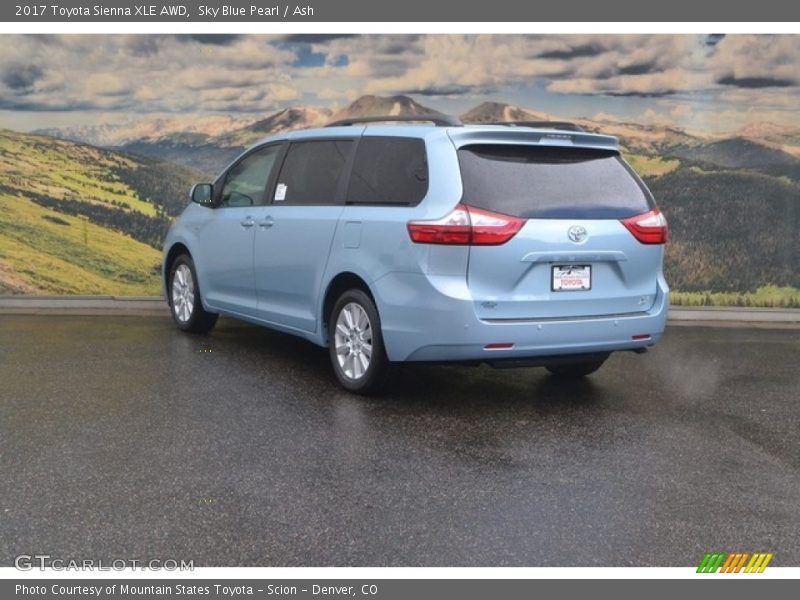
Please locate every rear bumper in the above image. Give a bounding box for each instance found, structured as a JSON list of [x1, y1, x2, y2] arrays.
[[373, 271, 669, 362]]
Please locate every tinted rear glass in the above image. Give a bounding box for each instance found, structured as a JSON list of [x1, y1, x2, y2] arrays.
[[346, 137, 428, 206], [275, 140, 351, 205], [458, 145, 653, 219]]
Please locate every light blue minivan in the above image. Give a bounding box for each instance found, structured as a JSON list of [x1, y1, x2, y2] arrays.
[[163, 115, 669, 393]]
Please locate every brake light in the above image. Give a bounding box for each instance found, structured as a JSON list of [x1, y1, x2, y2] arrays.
[[621, 209, 668, 244], [407, 204, 524, 246]]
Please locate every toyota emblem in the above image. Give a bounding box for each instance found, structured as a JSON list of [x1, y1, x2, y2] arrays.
[[567, 225, 588, 243]]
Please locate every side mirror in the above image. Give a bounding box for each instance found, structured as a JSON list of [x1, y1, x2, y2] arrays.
[[190, 183, 213, 206]]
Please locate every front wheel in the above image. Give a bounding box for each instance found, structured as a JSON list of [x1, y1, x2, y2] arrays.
[[328, 289, 389, 395], [169, 254, 218, 334], [545, 356, 608, 378]]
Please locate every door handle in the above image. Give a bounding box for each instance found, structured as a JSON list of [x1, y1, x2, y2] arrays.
[[240, 217, 254, 228], [258, 217, 274, 229]]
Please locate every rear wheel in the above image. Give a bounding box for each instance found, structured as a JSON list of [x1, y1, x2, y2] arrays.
[[169, 254, 218, 334], [545, 356, 608, 378], [328, 289, 389, 395]]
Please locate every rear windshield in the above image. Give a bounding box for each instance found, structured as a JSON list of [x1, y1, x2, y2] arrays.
[[457, 145, 653, 219]]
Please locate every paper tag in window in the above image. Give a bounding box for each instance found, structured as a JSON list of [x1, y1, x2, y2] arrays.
[[274, 183, 287, 201]]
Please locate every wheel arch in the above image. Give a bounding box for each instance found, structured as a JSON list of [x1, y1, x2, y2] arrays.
[[164, 242, 191, 304], [321, 271, 376, 344]]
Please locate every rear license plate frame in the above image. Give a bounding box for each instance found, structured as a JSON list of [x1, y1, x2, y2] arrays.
[[551, 264, 592, 292]]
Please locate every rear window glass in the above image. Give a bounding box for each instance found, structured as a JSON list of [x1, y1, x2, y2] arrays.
[[346, 137, 428, 206], [275, 140, 351, 205], [457, 145, 653, 219]]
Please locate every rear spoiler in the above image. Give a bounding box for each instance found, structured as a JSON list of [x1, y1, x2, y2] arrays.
[[449, 127, 619, 152], [481, 121, 586, 132]]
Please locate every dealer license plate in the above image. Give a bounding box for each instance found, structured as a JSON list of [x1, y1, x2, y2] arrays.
[[552, 265, 591, 291]]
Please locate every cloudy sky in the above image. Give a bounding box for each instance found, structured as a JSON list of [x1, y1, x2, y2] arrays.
[[0, 34, 798, 133]]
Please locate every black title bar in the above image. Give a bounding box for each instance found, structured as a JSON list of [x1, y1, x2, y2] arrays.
[[4, 579, 799, 600], [3, 0, 800, 22]]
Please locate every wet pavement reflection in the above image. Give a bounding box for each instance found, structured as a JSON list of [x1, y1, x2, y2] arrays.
[[1, 315, 798, 566]]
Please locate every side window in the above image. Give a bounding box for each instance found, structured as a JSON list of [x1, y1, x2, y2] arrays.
[[219, 145, 281, 208], [274, 140, 352, 206], [346, 137, 428, 206]]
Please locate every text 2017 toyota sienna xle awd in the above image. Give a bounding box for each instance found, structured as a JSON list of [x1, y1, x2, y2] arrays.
[[163, 115, 669, 394]]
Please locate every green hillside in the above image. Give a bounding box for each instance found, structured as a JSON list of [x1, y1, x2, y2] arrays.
[[669, 138, 800, 181], [121, 138, 240, 179], [645, 165, 800, 307], [0, 130, 201, 295], [2, 126, 799, 307], [625, 154, 681, 178]]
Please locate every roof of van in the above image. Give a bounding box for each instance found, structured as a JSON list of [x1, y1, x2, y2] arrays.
[[256, 121, 619, 152]]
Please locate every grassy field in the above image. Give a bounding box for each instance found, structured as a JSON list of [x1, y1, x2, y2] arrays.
[[625, 154, 681, 177], [0, 193, 162, 295], [0, 131, 158, 216], [670, 285, 800, 308], [0, 130, 167, 295]]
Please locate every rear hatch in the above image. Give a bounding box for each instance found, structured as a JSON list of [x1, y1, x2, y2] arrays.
[[457, 143, 665, 320]]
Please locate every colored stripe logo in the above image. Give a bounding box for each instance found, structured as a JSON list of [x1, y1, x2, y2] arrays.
[[697, 552, 773, 573]]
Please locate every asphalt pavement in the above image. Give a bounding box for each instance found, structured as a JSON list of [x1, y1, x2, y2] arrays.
[[0, 315, 798, 566]]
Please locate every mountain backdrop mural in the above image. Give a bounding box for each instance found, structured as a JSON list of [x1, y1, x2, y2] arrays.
[[1, 35, 798, 305]]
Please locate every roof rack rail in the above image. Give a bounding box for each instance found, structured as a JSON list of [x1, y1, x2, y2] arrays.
[[485, 121, 586, 133], [326, 114, 462, 128]]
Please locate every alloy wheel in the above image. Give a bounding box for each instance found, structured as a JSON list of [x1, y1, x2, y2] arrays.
[[171, 264, 195, 323], [333, 302, 373, 380]]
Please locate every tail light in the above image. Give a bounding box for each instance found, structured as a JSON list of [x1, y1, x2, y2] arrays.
[[621, 209, 668, 244], [407, 204, 524, 246]]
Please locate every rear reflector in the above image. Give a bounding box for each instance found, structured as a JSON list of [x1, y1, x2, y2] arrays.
[[408, 204, 524, 246], [621, 209, 668, 245], [631, 334, 652, 341], [484, 343, 515, 350]]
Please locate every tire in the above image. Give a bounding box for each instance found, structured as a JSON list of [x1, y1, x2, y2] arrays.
[[168, 254, 218, 334], [545, 356, 608, 378], [328, 289, 389, 395]]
